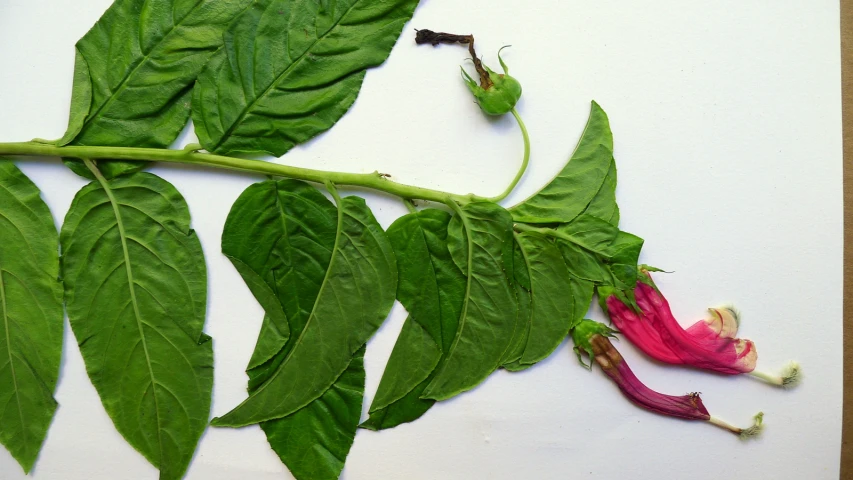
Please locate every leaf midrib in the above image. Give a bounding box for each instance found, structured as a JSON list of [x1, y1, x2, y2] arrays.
[[75, 0, 207, 142], [85, 160, 164, 464], [0, 269, 28, 452], [210, 0, 364, 152]]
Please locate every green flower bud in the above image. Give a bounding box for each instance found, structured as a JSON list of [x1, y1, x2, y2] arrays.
[[461, 47, 522, 116], [570, 319, 618, 369]]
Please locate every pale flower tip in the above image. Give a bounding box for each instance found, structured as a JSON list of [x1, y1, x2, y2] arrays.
[[749, 362, 802, 388], [709, 412, 764, 438], [738, 412, 764, 440], [704, 304, 741, 338], [718, 304, 741, 326], [780, 362, 802, 388]]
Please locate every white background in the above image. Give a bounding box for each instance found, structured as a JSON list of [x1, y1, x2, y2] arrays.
[[0, 1, 843, 479]]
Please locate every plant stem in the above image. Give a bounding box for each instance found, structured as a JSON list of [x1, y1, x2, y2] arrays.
[[0, 142, 485, 204], [403, 198, 418, 214], [488, 108, 530, 203]]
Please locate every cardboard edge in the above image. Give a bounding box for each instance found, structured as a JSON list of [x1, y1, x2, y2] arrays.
[[841, 0, 852, 477]]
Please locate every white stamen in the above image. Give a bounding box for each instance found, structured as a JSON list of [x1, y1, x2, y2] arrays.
[[738, 412, 765, 439], [708, 412, 764, 439], [749, 362, 801, 388]]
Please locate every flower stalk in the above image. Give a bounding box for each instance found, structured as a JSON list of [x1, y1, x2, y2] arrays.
[[488, 107, 530, 202]]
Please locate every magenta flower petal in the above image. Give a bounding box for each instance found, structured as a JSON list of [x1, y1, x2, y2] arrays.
[[605, 294, 683, 365], [590, 335, 709, 421], [605, 273, 757, 375], [578, 331, 764, 437]]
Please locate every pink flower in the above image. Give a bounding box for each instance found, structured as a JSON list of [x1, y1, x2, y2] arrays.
[[571, 320, 763, 437], [601, 270, 799, 386]]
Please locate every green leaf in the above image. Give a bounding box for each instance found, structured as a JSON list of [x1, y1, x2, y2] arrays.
[[260, 345, 366, 480], [362, 209, 465, 430], [54, 49, 92, 146], [232, 272, 288, 371], [513, 232, 581, 365], [222, 179, 337, 391], [606, 231, 645, 266], [0, 162, 63, 474], [61, 0, 253, 179], [603, 231, 645, 288], [553, 218, 644, 290], [499, 243, 530, 368], [500, 297, 531, 369], [420, 202, 517, 401], [504, 231, 594, 371], [510, 101, 614, 224], [359, 376, 434, 431], [220, 180, 340, 374], [222, 180, 378, 477], [370, 317, 440, 411], [60, 167, 213, 480], [192, 0, 420, 156], [213, 181, 396, 427], [582, 158, 619, 226], [567, 278, 595, 329], [554, 214, 619, 257], [556, 239, 611, 284]]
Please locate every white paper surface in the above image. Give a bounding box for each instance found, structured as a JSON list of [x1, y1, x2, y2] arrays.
[[0, 1, 842, 479]]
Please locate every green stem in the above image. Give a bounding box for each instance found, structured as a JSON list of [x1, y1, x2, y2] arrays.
[[0, 142, 484, 205], [488, 107, 530, 203], [403, 198, 418, 214]]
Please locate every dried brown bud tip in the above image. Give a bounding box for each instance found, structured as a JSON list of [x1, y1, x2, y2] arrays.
[[414, 29, 473, 46]]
